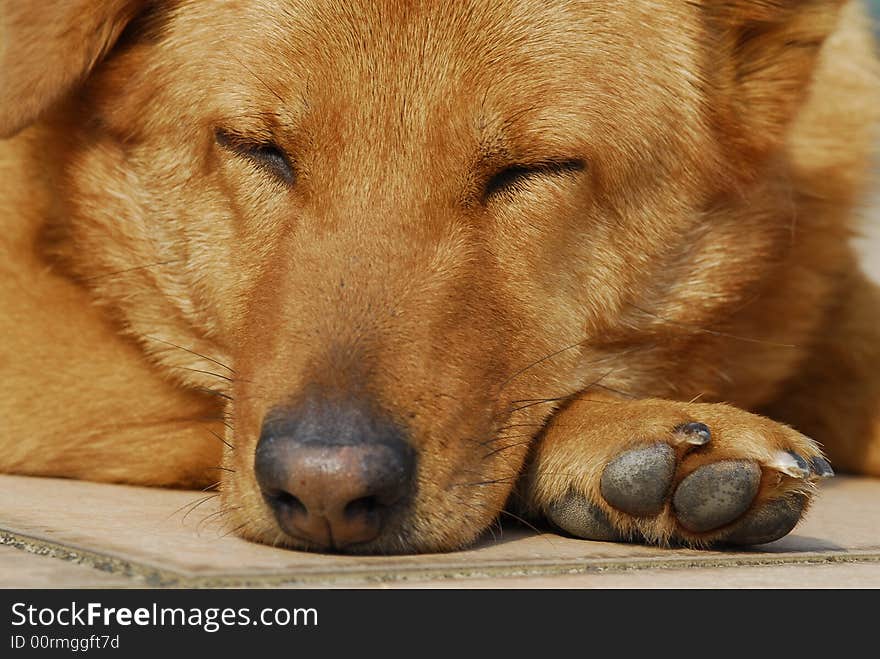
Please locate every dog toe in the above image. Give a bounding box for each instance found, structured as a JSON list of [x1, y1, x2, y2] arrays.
[[672, 460, 762, 532], [600, 443, 675, 516], [547, 492, 624, 542], [721, 493, 807, 545]]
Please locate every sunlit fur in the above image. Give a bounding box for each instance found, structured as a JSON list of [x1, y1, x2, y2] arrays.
[[0, 0, 878, 553]]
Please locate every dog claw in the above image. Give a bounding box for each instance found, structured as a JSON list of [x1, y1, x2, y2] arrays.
[[770, 451, 811, 478], [810, 456, 834, 479], [672, 422, 711, 446], [600, 444, 675, 516], [547, 493, 624, 542], [672, 460, 761, 532]]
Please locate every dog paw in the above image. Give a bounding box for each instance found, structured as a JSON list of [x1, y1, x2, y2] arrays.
[[529, 402, 832, 547]]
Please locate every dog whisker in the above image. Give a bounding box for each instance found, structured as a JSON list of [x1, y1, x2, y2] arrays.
[[507, 395, 570, 405], [494, 422, 552, 431], [193, 386, 233, 401], [473, 432, 537, 449], [590, 382, 637, 399], [172, 366, 236, 383], [498, 341, 649, 394], [142, 334, 235, 374], [219, 521, 251, 540], [207, 428, 235, 450], [500, 365, 626, 422], [228, 53, 285, 104], [182, 495, 221, 524], [483, 439, 533, 460], [626, 302, 798, 349], [567, 397, 625, 405], [168, 493, 220, 523], [451, 476, 519, 489], [498, 509, 557, 546], [505, 396, 568, 415], [196, 506, 241, 534], [198, 415, 235, 431], [498, 337, 591, 392], [450, 499, 501, 542]]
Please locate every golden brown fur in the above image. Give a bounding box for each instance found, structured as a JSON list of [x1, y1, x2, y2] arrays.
[[1, 0, 878, 553]]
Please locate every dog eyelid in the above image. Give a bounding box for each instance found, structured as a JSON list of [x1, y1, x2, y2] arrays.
[[483, 159, 585, 201], [214, 128, 295, 186]]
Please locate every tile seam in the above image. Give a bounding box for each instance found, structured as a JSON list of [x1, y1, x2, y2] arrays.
[[3, 529, 879, 588]]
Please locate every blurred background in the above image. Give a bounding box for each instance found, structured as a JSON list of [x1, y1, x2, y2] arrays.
[[858, 0, 880, 282], [856, 0, 880, 283]]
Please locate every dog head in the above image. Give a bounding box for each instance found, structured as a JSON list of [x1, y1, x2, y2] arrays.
[[1, 0, 854, 552]]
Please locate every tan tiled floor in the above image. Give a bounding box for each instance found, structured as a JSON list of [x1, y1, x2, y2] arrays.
[[0, 545, 135, 588], [383, 563, 880, 588], [0, 474, 878, 588]]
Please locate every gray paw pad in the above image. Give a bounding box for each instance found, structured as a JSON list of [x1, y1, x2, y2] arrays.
[[600, 443, 675, 516], [547, 493, 623, 542], [672, 460, 761, 532], [723, 493, 807, 545]]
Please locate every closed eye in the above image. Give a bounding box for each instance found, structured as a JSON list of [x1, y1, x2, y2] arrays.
[[484, 159, 585, 201], [215, 128, 294, 185]]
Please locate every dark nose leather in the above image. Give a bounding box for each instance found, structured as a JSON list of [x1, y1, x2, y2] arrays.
[[254, 398, 415, 550]]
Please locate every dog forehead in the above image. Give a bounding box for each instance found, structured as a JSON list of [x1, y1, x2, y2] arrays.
[[133, 0, 710, 172], [162, 0, 703, 109]]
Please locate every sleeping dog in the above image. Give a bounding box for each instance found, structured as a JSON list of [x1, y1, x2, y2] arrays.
[[1, 0, 878, 553]]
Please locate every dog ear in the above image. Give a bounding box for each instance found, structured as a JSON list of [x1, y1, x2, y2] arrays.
[[704, 0, 847, 165], [0, 0, 145, 138]]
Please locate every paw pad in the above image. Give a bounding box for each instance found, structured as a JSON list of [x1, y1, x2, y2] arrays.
[[672, 460, 762, 532], [547, 493, 622, 542], [722, 493, 807, 545], [600, 444, 674, 516]]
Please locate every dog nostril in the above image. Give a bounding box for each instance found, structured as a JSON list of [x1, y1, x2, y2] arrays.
[[267, 490, 308, 517], [344, 495, 380, 518]]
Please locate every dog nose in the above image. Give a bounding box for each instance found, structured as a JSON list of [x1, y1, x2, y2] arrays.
[[254, 398, 415, 550]]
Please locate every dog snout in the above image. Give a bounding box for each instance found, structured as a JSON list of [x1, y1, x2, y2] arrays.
[[254, 398, 415, 550]]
